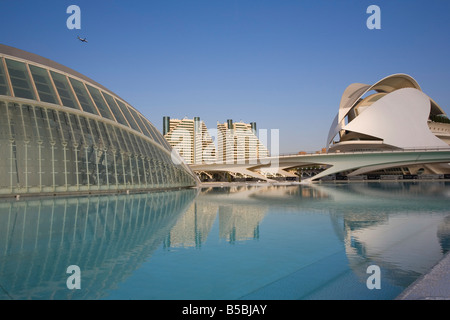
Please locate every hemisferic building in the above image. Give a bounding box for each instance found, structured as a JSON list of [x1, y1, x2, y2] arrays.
[[0, 44, 198, 197]]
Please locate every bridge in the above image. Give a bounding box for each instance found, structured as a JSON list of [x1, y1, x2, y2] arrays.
[[190, 148, 450, 183]]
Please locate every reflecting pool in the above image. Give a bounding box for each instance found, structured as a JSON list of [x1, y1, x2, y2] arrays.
[[0, 181, 449, 300]]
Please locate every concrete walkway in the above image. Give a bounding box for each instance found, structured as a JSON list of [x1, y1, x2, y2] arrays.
[[397, 252, 450, 300]]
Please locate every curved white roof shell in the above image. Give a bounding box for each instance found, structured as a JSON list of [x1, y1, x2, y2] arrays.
[[344, 88, 448, 149], [327, 74, 449, 150]]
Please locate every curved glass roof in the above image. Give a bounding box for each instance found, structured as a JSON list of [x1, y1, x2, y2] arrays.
[[0, 44, 171, 151]]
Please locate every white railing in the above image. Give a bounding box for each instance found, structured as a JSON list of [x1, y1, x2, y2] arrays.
[[277, 146, 450, 158]]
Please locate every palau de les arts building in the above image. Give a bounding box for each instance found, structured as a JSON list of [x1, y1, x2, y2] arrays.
[[0, 44, 198, 197], [326, 73, 450, 175], [327, 73, 450, 152]]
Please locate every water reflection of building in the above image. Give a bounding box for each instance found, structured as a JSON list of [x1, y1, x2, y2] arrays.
[[164, 202, 218, 248], [2, 182, 449, 299], [218, 206, 265, 243], [337, 212, 450, 287], [0, 189, 196, 300], [181, 183, 450, 290], [164, 200, 267, 248], [314, 182, 450, 288], [164, 186, 279, 248], [216, 182, 450, 290]]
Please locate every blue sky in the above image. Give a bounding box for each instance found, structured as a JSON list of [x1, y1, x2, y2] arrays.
[[2, 0, 450, 153]]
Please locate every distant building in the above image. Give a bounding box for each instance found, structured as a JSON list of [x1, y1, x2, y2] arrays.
[[217, 119, 269, 165], [163, 116, 216, 165], [164, 117, 270, 166]]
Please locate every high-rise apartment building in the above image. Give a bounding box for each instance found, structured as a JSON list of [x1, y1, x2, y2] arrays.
[[163, 116, 216, 165], [217, 120, 269, 165], [164, 117, 269, 165]]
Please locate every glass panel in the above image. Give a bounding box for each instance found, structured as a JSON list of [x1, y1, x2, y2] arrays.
[[69, 114, 85, 147], [45, 109, 65, 187], [115, 127, 129, 153], [79, 116, 94, 146], [152, 124, 170, 150], [101, 92, 129, 127], [88, 119, 100, 145], [56, 111, 71, 142], [0, 59, 10, 96], [130, 133, 144, 155], [68, 78, 98, 115], [78, 116, 95, 185], [137, 115, 152, 138], [115, 152, 125, 185], [97, 121, 111, 148], [104, 123, 118, 150], [29, 65, 58, 104], [128, 107, 147, 135], [138, 115, 157, 140], [33, 106, 52, 187], [137, 135, 151, 156], [122, 130, 137, 154], [115, 99, 142, 133], [20, 105, 34, 142], [135, 115, 152, 139], [5, 59, 36, 100], [50, 71, 80, 110], [140, 115, 170, 149], [46, 109, 61, 142], [86, 85, 114, 120]]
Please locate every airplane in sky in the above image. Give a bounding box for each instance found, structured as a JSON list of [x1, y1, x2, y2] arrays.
[[77, 36, 88, 43]]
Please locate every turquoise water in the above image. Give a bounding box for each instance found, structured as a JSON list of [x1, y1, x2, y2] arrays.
[[0, 181, 449, 300]]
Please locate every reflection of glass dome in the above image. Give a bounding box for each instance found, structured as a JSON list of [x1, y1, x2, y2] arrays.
[[0, 44, 198, 196], [0, 189, 197, 299]]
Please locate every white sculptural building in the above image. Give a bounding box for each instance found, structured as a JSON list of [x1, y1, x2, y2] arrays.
[[327, 74, 450, 152], [323, 73, 450, 177]]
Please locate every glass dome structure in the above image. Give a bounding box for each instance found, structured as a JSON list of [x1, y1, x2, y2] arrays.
[[0, 44, 198, 196]]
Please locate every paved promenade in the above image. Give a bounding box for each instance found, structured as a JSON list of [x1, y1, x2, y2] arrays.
[[397, 252, 450, 300]]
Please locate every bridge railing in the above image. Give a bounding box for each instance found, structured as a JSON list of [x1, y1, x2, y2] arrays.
[[277, 146, 450, 158], [191, 147, 450, 167]]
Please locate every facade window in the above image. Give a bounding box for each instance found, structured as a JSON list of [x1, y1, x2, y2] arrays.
[[86, 85, 115, 121], [69, 78, 99, 116], [5, 59, 36, 100], [29, 65, 58, 104], [50, 71, 80, 110], [115, 99, 142, 133], [101, 92, 129, 127], [0, 59, 10, 96], [128, 107, 147, 135]]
